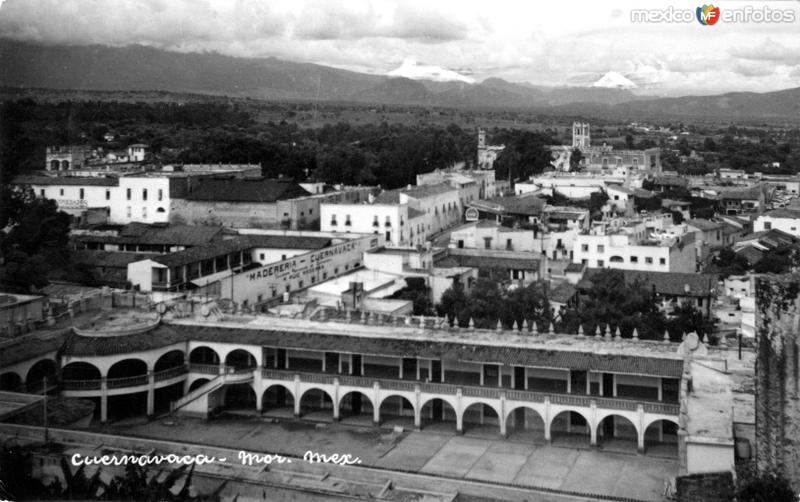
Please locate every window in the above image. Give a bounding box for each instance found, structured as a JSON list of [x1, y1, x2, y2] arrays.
[[142, 207, 147, 218], [597, 260, 605, 267], [659, 258, 666, 265], [764, 222, 771, 230], [259, 253, 265, 260], [257, 294, 263, 302], [126, 188, 131, 200], [157, 189, 163, 201], [331, 215, 338, 226], [79, 188, 85, 199], [597, 245, 605, 253], [373, 215, 379, 227], [142, 189, 148, 201], [614, 195, 619, 200], [60, 188, 64, 196], [281, 254, 287, 260], [385, 216, 391, 227], [645, 257, 653, 264], [105, 189, 111, 200], [345, 215, 352, 226], [581, 244, 589, 252], [484, 237, 493, 249], [40, 189, 45, 197], [309, 209, 313, 215], [506, 239, 513, 250], [630, 256, 638, 263], [126, 206, 132, 218]]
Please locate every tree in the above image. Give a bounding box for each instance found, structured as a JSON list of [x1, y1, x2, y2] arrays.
[[707, 248, 751, 278], [676, 137, 691, 156], [736, 462, 795, 502], [569, 148, 583, 172], [437, 282, 471, 325], [559, 269, 667, 340], [704, 137, 717, 152], [588, 191, 609, 221], [389, 277, 434, 316], [0, 185, 71, 293], [503, 281, 552, 329]]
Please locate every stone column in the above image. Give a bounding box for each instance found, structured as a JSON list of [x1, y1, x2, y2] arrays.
[[637, 404, 645, 454], [373, 382, 381, 426], [500, 393, 507, 438], [544, 396, 552, 443], [414, 385, 422, 431], [100, 378, 108, 423], [293, 375, 301, 417], [146, 371, 155, 417], [333, 379, 340, 421], [455, 389, 463, 434], [589, 400, 598, 447]]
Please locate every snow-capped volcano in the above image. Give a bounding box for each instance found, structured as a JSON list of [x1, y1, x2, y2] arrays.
[[592, 71, 637, 90], [387, 58, 475, 84]]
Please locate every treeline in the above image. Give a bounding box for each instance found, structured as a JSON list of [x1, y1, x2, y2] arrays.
[[1, 100, 554, 189]]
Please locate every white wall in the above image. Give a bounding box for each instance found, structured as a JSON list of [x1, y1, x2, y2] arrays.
[[754, 215, 800, 237], [111, 177, 171, 224], [32, 184, 113, 216]]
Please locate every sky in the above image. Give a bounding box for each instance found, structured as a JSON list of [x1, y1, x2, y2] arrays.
[[0, 0, 799, 96]]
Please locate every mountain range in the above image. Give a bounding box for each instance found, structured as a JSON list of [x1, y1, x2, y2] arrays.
[[1, 39, 799, 121]]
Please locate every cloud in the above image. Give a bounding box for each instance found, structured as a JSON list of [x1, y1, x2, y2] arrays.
[[0, 0, 798, 95], [729, 38, 800, 66]]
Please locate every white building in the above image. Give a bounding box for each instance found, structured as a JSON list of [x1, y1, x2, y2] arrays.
[[477, 129, 505, 170], [112, 176, 172, 224], [16, 175, 117, 218], [753, 209, 800, 237], [320, 183, 461, 247], [127, 144, 148, 162], [572, 227, 696, 273]]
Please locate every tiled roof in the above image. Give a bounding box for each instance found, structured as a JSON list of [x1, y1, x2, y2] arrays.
[[13, 175, 118, 187], [77, 224, 224, 247], [244, 235, 332, 250], [565, 263, 585, 273], [652, 176, 688, 187], [150, 238, 253, 268], [763, 208, 800, 219], [186, 178, 309, 203], [374, 183, 457, 204], [62, 322, 683, 378], [720, 187, 762, 200], [687, 219, 724, 231], [407, 207, 426, 219], [72, 250, 149, 268], [437, 250, 541, 271], [582, 269, 718, 297]]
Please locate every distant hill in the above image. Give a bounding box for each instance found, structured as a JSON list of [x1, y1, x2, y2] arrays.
[[1, 39, 799, 121]]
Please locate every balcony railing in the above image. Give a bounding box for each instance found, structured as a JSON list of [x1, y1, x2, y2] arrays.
[[62, 366, 190, 391], [155, 365, 188, 382], [258, 367, 678, 415], [107, 375, 149, 389], [189, 363, 222, 375]]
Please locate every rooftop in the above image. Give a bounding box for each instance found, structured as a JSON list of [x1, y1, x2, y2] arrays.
[[13, 175, 118, 186], [436, 249, 542, 271], [762, 208, 800, 219], [76, 223, 224, 247], [185, 178, 310, 203]]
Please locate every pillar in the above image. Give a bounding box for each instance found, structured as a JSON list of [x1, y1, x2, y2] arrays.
[[612, 374, 617, 397], [293, 375, 301, 417], [658, 377, 663, 402], [373, 382, 380, 426], [333, 379, 340, 421], [544, 396, 551, 442], [455, 389, 463, 434], [586, 371, 591, 395], [589, 400, 598, 447], [100, 378, 108, 423], [146, 372, 155, 417], [500, 394, 507, 438], [414, 385, 422, 431], [637, 405, 645, 454], [566, 370, 571, 394]]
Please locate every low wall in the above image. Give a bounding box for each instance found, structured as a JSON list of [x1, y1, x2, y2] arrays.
[[676, 471, 734, 502]]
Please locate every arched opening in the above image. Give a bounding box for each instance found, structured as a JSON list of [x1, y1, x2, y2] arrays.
[[108, 392, 148, 421], [153, 382, 184, 415], [26, 360, 58, 393], [609, 256, 624, 263], [0, 372, 22, 391], [189, 378, 211, 392], [462, 402, 501, 437], [420, 398, 458, 433], [644, 419, 679, 457], [61, 160, 70, 170], [261, 385, 294, 417], [338, 391, 374, 425], [108, 359, 148, 380], [550, 411, 590, 447], [154, 350, 185, 372], [189, 347, 220, 366], [62, 362, 101, 381], [378, 395, 415, 430], [505, 407, 546, 443], [299, 388, 334, 421], [222, 383, 256, 414], [596, 414, 638, 453], [225, 349, 256, 370], [156, 207, 165, 213], [50, 159, 60, 170]]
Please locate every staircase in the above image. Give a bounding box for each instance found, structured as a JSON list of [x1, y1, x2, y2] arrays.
[[170, 368, 255, 417]]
